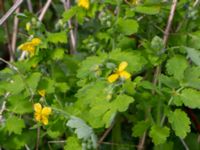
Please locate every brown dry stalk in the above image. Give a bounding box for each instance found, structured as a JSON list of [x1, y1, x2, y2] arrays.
[[137, 1, 178, 149], [62, 0, 77, 54]]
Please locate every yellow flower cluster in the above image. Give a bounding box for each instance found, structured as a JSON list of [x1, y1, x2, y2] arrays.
[[34, 103, 52, 125], [18, 38, 41, 56], [78, 0, 90, 9], [107, 61, 131, 83]]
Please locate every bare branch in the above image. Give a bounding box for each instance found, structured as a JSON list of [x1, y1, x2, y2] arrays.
[[0, 0, 24, 26], [11, 6, 20, 57], [38, 0, 52, 21], [163, 0, 178, 47], [62, 0, 77, 54], [26, 0, 33, 12]]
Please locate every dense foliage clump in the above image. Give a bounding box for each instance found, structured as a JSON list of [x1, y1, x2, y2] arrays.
[[0, 0, 200, 149]]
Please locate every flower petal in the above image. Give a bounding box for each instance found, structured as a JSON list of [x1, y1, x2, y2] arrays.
[[42, 107, 52, 116], [120, 71, 131, 80], [78, 0, 90, 9], [41, 116, 48, 125], [31, 38, 41, 46], [34, 113, 41, 122], [34, 103, 42, 113], [107, 74, 119, 83], [118, 61, 128, 72]]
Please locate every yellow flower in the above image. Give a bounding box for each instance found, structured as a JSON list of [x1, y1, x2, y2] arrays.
[[31, 38, 41, 46], [18, 38, 41, 56], [34, 103, 52, 125], [38, 89, 46, 97], [107, 61, 131, 83], [78, 0, 90, 9]]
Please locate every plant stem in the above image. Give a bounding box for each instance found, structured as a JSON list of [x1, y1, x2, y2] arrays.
[[35, 126, 40, 150], [98, 122, 115, 148]]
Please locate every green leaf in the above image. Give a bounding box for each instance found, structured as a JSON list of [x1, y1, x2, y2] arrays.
[[5, 116, 25, 134], [47, 31, 67, 44], [151, 36, 164, 51], [117, 18, 139, 35], [67, 116, 93, 140], [8, 95, 32, 114], [149, 125, 170, 145], [2, 135, 26, 150], [134, 6, 160, 15], [123, 80, 136, 95], [132, 120, 151, 137], [62, 6, 78, 22], [188, 31, 200, 49], [55, 82, 70, 93], [38, 78, 55, 94], [185, 47, 200, 66], [154, 141, 174, 150], [166, 55, 188, 80], [180, 88, 200, 109], [26, 72, 41, 92], [184, 67, 200, 90], [5, 75, 25, 95], [77, 54, 107, 81], [112, 94, 134, 112], [51, 48, 65, 60], [109, 49, 147, 73], [167, 109, 191, 138], [64, 136, 82, 150], [66, 116, 97, 148], [160, 74, 180, 89]]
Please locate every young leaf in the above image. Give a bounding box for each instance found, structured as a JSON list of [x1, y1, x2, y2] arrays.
[[47, 31, 67, 44], [149, 125, 170, 145], [5, 75, 25, 95], [64, 136, 82, 150], [166, 55, 188, 80], [109, 49, 147, 73], [26, 72, 41, 92], [8, 95, 32, 114], [66, 116, 97, 148], [5, 116, 25, 134], [185, 47, 200, 66], [134, 6, 160, 15], [160, 74, 180, 89], [180, 88, 200, 109], [167, 109, 191, 138], [112, 94, 134, 112], [184, 67, 200, 90], [132, 120, 151, 137], [117, 18, 139, 35]]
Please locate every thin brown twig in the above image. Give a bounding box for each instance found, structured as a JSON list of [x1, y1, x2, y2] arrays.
[[137, 132, 146, 150], [62, 0, 77, 54], [38, 0, 52, 21], [35, 126, 40, 150], [11, 4, 20, 57], [97, 123, 115, 148], [1, 0, 15, 61], [0, 0, 23, 26], [153, 0, 178, 87], [163, 0, 178, 48], [137, 1, 178, 149], [26, 0, 33, 12]]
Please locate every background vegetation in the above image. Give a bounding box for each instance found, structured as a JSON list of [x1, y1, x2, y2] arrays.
[[0, 0, 200, 149]]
